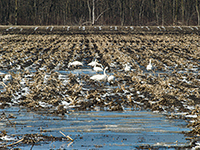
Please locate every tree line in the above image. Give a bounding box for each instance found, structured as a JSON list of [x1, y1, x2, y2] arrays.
[[0, 0, 200, 26]]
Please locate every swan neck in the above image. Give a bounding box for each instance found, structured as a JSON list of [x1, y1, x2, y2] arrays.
[[104, 67, 107, 75]]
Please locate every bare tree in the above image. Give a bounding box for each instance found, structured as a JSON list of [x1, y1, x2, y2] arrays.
[[84, 0, 115, 25], [92, 0, 95, 25], [0, 0, 200, 26], [33, 0, 37, 25], [15, 0, 18, 25], [155, 0, 159, 25], [139, 0, 145, 25], [161, 0, 164, 25], [196, 0, 200, 25], [129, 1, 134, 25], [173, 0, 175, 25], [181, 0, 185, 24], [87, 0, 92, 25]]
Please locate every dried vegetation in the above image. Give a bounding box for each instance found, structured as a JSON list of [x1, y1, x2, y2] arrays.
[[0, 32, 200, 135]]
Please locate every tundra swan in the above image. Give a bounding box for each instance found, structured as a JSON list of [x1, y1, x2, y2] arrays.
[[146, 59, 152, 71], [93, 64, 103, 73], [68, 61, 83, 68], [108, 75, 115, 83], [90, 67, 108, 82], [88, 59, 102, 67], [124, 63, 131, 72]]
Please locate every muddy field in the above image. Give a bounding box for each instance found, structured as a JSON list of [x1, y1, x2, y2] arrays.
[[0, 27, 200, 148]]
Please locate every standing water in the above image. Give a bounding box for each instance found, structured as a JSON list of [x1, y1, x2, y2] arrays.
[[0, 107, 191, 149]]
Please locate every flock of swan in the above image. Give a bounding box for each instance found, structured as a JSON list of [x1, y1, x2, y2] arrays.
[[67, 59, 110, 82], [0, 58, 152, 87], [67, 58, 153, 83]]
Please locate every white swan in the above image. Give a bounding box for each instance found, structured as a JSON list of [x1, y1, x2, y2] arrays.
[[88, 59, 102, 67], [146, 59, 152, 71], [68, 61, 83, 68], [90, 67, 108, 82], [93, 64, 103, 73], [88, 59, 97, 66], [108, 75, 115, 83], [124, 63, 131, 72]]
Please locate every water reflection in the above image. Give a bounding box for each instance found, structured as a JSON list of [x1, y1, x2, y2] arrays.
[[0, 107, 191, 149]]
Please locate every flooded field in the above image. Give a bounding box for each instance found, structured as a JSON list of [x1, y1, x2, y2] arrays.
[[0, 107, 191, 149], [0, 29, 200, 149]]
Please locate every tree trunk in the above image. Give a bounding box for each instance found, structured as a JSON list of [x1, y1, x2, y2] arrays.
[[175, 0, 178, 24], [139, 0, 145, 25], [173, 0, 175, 25], [162, 1, 164, 25], [155, 0, 159, 25], [92, 0, 95, 25], [119, 0, 124, 26], [196, 0, 200, 26], [129, 1, 134, 25], [34, 0, 37, 25], [15, 0, 18, 25], [181, 0, 184, 24], [87, 0, 92, 25]]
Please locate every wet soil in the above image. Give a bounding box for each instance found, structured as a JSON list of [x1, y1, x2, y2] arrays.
[[0, 27, 200, 148]]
